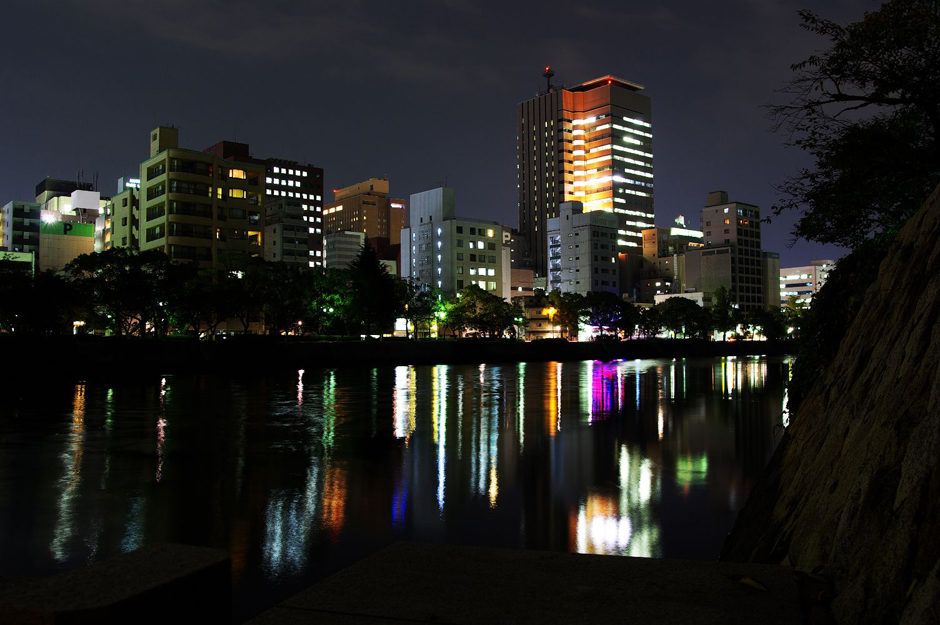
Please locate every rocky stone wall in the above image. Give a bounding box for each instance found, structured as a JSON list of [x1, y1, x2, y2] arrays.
[[722, 184, 940, 625]]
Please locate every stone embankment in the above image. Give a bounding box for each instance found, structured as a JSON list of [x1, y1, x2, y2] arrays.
[[722, 185, 940, 624]]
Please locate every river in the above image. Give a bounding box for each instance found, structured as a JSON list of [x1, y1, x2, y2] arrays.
[[0, 356, 790, 620]]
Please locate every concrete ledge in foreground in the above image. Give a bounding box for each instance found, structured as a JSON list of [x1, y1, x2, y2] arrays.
[[0, 543, 230, 624], [248, 541, 803, 625]]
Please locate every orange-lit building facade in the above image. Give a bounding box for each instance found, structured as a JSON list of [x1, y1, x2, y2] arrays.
[[517, 74, 654, 277]]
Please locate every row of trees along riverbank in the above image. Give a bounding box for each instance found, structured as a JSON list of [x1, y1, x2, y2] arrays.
[[0, 244, 805, 341]]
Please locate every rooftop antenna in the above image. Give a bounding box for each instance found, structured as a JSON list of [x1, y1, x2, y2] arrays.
[[543, 65, 555, 93]]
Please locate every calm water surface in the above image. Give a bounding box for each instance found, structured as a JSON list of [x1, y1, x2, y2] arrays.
[[0, 356, 790, 620]]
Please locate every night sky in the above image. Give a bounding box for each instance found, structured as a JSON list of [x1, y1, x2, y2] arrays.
[[1, 0, 877, 266]]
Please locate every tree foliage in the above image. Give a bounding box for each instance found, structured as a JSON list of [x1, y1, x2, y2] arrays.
[[770, 2, 940, 411], [637, 306, 662, 338], [655, 297, 711, 339], [585, 291, 624, 336], [710, 286, 738, 340], [346, 242, 400, 336], [64, 248, 178, 336], [772, 0, 940, 248], [451, 285, 521, 338], [548, 290, 587, 339], [400, 281, 438, 338]]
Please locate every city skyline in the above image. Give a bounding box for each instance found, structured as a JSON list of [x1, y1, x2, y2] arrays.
[[0, 1, 875, 266]]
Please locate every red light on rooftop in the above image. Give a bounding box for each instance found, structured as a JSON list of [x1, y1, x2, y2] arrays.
[[545, 65, 550, 72], [607, 78, 612, 85]]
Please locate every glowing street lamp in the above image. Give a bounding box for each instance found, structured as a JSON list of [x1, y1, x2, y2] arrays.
[[541, 306, 557, 339]]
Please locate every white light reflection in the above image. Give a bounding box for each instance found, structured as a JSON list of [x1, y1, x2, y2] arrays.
[[669, 360, 675, 401], [435, 365, 447, 512], [682, 358, 687, 398], [635, 360, 641, 409], [156, 377, 168, 482], [517, 362, 525, 451], [155, 417, 166, 482], [393, 366, 410, 439], [575, 445, 661, 557], [297, 369, 304, 406]]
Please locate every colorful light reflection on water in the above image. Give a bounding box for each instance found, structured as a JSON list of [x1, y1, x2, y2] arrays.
[[0, 356, 791, 620]]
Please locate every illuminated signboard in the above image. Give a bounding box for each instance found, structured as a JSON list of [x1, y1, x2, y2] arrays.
[[39, 222, 95, 237]]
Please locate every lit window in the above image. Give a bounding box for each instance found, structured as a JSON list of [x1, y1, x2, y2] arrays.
[[273, 166, 280, 173], [477, 241, 484, 249], [228, 169, 247, 179]]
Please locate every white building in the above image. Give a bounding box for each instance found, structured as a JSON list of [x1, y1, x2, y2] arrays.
[[780, 259, 834, 306], [546, 201, 619, 295], [400, 187, 510, 298]]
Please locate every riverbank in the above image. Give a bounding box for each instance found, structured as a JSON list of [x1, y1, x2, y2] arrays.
[[0, 334, 793, 379]]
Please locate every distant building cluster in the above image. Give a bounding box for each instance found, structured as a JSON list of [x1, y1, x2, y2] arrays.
[[0, 70, 833, 312]]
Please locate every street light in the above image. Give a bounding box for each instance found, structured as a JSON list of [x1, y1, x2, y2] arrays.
[[541, 306, 557, 339]]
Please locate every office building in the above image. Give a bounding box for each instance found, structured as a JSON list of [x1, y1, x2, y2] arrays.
[[324, 178, 406, 263], [780, 259, 834, 306], [400, 187, 510, 298], [139, 127, 265, 267], [517, 71, 654, 276], [325, 230, 366, 270], [3, 179, 107, 270], [695, 190, 765, 311], [1, 201, 41, 257], [546, 201, 619, 296], [762, 252, 781, 310], [38, 221, 96, 271], [36, 178, 109, 253], [107, 177, 140, 250], [203, 141, 324, 267], [35, 178, 94, 205], [641, 216, 705, 293]]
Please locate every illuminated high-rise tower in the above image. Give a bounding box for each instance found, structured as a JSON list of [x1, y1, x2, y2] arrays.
[[517, 70, 654, 277]]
